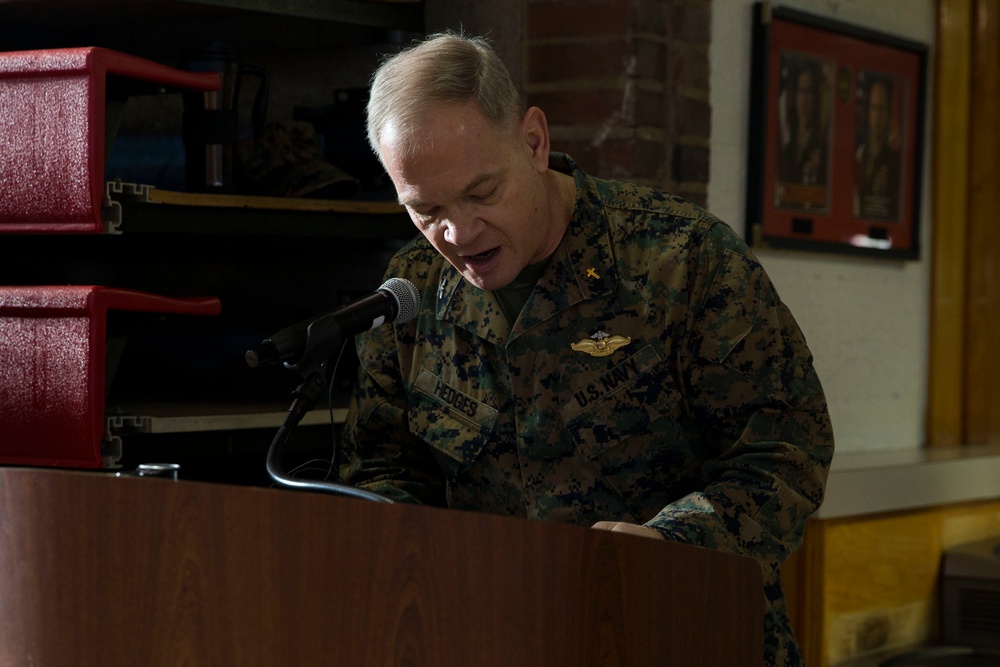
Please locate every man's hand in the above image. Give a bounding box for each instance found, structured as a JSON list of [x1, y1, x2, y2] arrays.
[[591, 521, 665, 540]]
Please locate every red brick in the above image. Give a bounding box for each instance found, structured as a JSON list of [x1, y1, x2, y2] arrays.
[[674, 186, 707, 208], [635, 0, 669, 34], [674, 96, 711, 139], [668, 0, 711, 43], [634, 88, 668, 127], [554, 138, 636, 177], [551, 136, 667, 184], [634, 40, 667, 79], [672, 143, 709, 183], [528, 0, 673, 39], [668, 43, 710, 90], [523, 0, 712, 190], [529, 89, 628, 126], [592, 139, 641, 179], [531, 86, 668, 131], [528, 39, 631, 84], [551, 138, 602, 174], [636, 138, 668, 179], [528, 0, 634, 39]]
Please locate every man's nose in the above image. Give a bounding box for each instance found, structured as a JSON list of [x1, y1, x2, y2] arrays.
[[442, 210, 483, 246]]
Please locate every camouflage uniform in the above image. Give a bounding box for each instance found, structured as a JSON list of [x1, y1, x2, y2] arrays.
[[341, 153, 834, 667]]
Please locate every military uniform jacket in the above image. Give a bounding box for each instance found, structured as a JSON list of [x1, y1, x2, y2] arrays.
[[341, 153, 834, 667]]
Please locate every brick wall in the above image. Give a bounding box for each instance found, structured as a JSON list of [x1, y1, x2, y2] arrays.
[[524, 0, 712, 206]]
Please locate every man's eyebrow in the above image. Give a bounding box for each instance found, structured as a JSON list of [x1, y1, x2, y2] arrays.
[[398, 173, 498, 208]]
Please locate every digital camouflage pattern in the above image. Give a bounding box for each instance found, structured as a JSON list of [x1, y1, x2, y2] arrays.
[[340, 153, 834, 667]]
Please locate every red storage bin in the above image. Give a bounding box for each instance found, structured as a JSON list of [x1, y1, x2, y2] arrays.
[[0, 46, 218, 233], [0, 286, 221, 468]]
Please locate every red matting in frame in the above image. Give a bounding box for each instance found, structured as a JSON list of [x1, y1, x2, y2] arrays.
[[747, 3, 927, 259]]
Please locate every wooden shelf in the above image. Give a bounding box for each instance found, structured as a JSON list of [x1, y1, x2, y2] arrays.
[[105, 182, 415, 238], [107, 402, 347, 435]]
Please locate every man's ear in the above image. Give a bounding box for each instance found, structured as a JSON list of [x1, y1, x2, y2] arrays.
[[521, 106, 551, 173]]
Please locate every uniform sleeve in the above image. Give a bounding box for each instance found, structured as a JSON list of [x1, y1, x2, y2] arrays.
[[644, 223, 834, 572], [338, 320, 447, 506]]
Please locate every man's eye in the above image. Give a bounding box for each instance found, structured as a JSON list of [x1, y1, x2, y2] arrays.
[[471, 187, 498, 202], [412, 207, 438, 223]]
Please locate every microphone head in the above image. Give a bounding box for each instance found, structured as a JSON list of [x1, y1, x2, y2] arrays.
[[379, 277, 420, 324]]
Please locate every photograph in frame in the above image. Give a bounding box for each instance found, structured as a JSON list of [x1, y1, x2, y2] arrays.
[[746, 2, 927, 259]]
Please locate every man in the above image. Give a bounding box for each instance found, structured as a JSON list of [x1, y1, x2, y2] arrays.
[[340, 32, 834, 667], [855, 75, 901, 220], [778, 57, 828, 187]]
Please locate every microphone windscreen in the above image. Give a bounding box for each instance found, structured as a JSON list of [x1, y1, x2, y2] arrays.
[[380, 277, 420, 324]]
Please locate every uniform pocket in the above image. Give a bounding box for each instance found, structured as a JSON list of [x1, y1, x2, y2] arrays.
[[562, 355, 691, 516], [409, 368, 497, 467], [562, 347, 678, 460]]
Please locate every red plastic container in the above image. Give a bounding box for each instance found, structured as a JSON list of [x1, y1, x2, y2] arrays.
[[0, 286, 221, 468], [0, 46, 219, 233]]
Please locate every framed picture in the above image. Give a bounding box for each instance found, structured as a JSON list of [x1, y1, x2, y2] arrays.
[[746, 2, 927, 259]]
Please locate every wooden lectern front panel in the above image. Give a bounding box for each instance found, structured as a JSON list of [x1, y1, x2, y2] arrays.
[[0, 467, 763, 666]]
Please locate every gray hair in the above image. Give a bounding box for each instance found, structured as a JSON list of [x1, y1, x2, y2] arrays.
[[366, 32, 522, 159]]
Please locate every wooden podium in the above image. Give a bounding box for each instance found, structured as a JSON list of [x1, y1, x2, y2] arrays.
[[0, 467, 763, 666]]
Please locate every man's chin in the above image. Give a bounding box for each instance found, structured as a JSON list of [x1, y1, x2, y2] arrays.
[[463, 274, 493, 291], [461, 270, 508, 292]]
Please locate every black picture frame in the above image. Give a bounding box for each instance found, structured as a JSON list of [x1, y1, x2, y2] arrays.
[[746, 2, 927, 259]]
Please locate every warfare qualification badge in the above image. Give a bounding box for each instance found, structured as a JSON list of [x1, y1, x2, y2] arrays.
[[571, 330, 631, 357]]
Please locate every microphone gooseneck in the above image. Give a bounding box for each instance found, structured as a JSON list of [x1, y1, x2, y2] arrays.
[[255, 278, 420, 502]]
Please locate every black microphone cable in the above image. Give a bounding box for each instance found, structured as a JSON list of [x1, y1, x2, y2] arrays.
[[256, 278, 419, 502], [280, 339, 348, 484], [265, 363, 393, 503]]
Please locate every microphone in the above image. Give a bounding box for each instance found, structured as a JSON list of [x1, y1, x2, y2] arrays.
[[246, 277, 420, 369]]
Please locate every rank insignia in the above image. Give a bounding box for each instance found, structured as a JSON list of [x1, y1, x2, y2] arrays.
[[571, 330, 632, 357]]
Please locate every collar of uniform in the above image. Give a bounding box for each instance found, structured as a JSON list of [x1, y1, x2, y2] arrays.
[[434, 267, 510, 346], [546, 153, 618, 302]]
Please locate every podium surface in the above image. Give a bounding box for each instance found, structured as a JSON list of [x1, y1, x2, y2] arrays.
[[0, 467, 763, 666]]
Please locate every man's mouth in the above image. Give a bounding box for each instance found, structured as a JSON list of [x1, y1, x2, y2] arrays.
[[475, 248, 497, 259], [465, 248, 499, 263]]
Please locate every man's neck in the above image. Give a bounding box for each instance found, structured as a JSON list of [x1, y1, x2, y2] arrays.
[[553, 169, 577, 227]]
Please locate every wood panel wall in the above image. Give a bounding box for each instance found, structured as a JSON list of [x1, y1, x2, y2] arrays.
[[783, 498, 1000, 666], [927, 0, 971, 447], [963, 0, 1000, 444], [928, 0, 1000, 446]]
